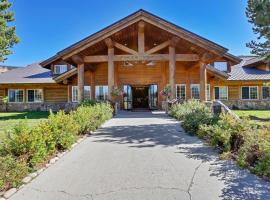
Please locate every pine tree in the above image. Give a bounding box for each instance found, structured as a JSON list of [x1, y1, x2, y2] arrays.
[[246, 0, 270, 61], [0, 0, 19, 62]]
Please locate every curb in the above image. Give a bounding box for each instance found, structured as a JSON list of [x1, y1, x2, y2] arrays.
[[0, 134, 89, 200]]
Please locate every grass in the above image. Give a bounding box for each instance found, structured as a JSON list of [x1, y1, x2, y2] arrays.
[[0, 112, 50, 139], [233, 110, 270, 123]]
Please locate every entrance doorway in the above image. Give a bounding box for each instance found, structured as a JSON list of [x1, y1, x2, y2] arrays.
[[123, 84, 158, 110], [133, 86, 149, 109]]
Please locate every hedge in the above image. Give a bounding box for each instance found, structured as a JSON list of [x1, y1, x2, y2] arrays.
[[170, 100, 270, 179], [0, 102, 113, 192]]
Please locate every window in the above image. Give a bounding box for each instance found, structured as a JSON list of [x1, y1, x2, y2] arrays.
[[72, 86, 91, 102], [214, 86, 228, 100], [206, 84, 211, 101], [95, 85, 108, 101], [262, 86, 270, 100], [241, 86, 258, 100], [176, 84, 186, 100], [191, 84, 200, 99], [8, 89, 24, 103], [54, 65, 67, 74], [27, 89, 43, 102], [211, 62, 228, 72]]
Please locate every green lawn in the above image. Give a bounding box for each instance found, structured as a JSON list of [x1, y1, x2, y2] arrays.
[[233, 110, 270, 122], [0, 112, 50, 139]]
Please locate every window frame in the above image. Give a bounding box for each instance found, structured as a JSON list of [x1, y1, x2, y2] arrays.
[[72, 86, 91, 103], [190, 84, 200, 100], [95, 85, 108, 101], [8, 89, 24, 103], [214, 86, 228, 100], [262, 86, 270, 100], [241, 86, 259, 100], [54, 64, 68, 75], [176, 84, 186, 100], [26, 89, 43, 103], [206, 84, 211, 101]]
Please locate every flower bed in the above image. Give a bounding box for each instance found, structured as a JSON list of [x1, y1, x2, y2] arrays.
[[170, 100, 270, 180], [0, 102, 113, 193]]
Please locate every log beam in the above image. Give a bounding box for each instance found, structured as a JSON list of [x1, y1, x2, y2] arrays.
[[107, 47, 114, 100], [84, 54, 199, 62], [199, 62, 207, 101], [145, 40, 170, 55], [169, 45, 176, 99], [114, 42, 138, 55], [77, 63, 85, 103], [138, 21, 145, 54]]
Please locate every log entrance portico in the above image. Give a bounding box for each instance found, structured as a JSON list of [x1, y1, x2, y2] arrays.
[[41, 10, 239, 109]]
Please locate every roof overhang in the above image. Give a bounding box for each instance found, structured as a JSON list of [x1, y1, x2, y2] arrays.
[[206, 64, 229, 80], [41, 9, 236, 67]]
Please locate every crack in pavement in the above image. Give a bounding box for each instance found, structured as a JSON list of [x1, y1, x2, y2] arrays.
[[29, 187, 94, 200], [187, 161, 203, 200], [28, 185, 188, 199]]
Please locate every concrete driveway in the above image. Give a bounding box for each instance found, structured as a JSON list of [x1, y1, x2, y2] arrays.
[[11, 111, 270, 200]]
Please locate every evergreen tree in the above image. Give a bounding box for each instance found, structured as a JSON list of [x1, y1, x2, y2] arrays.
[[0, 0, 19, 62], [246, 0, 270, 61]]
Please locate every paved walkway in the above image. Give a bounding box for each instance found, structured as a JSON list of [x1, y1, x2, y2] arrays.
[[11, 111, 270, 200]]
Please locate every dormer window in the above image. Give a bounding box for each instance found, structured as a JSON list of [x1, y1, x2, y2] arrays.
[[54, 64, 67, 74], [211, 62, 228, 72]]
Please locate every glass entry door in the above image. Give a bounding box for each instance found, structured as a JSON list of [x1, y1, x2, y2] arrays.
[[148, 84, 158, 110], [123, 85, 132, 110]]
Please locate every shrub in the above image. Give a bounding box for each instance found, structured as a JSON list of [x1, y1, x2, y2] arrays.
[[175, 100, 214, 134], [0, 156, 28, 191], [79, 99, 97, 107], [45, 110, 80, 150], [170, 100, 210, 121], [3, 121, 48, 168], [237, 128, 270, 169], [73, 105, 97, 134]]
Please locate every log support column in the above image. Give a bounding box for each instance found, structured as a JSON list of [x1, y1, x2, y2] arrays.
[[77, 63, 85, 103], [199, 62, 207, 101], [169, 45, 176, 99], [105, 38, 114, 100]]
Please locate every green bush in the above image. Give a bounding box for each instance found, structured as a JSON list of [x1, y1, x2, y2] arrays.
[[174, 100, 214, 134], [3, 122, 48, 168], [73, 103, 113, 134], [45, 110, 80, 150], [78, 99, 97, 107], [0, 103, 113, 192], [170, 100, 210, 121], [0, 156, 28, 191]]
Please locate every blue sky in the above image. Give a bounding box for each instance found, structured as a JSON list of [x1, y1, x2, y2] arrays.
[[4, 0, 254, 66]]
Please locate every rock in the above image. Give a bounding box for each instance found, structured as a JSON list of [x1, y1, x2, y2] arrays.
[[19, 184, 25, 189], [37, 168, 45, 174], [45, 163, 51, 168], [4, 188, 17, 198], [77, 138, 84, 143], [49, 157, 59, 164], [22, 176, 32, 183], [71, 143, 78, 148], [29, 172, 38, 178], [0, 191, 4, 196], [0, 198, 6, 200]]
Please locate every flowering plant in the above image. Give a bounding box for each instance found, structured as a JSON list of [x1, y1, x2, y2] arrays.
[[111, 86, 122, 97], [160, 85, 171, 97]]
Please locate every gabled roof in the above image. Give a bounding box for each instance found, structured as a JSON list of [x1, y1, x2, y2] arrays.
[[0, 63, 55, 84], [228, 57, 270, 81], [41, 9, 234, 67]]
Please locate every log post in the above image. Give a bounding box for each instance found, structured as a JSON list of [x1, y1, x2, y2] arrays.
[[199, 62, 207, 101], [77, 63, 84, 103], [106, 40, 114, 100], [138, 21, 145, 54], [169, 45, 176, 99]]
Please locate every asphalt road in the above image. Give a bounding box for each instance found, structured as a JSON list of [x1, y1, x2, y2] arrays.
[[10, 111, 270, 200]]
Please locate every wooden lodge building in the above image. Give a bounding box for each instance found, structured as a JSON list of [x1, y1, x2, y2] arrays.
[[1, 9, 270, 111]]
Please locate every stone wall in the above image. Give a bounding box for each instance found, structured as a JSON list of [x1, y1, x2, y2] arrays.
[[0, 102, 78, 112], [221, 100, 270, 110]]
